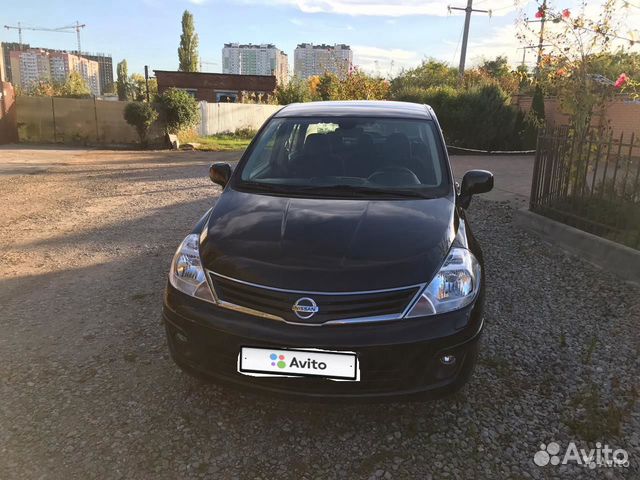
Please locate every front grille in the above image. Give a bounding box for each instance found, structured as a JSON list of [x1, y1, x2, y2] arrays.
[[209, 272, 421, 325]]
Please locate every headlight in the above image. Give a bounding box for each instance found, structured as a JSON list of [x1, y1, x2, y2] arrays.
[[169, 234, 215, 303], [405, 247, 481, 317]]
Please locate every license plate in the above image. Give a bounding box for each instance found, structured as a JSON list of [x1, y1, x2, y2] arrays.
[[238, 346, 360, 381]]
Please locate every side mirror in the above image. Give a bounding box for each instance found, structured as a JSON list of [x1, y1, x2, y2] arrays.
[[209, 163, 232, 188], [458, 170, 494, 209]]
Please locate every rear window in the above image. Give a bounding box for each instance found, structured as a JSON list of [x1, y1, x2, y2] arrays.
[[235, 116, 450, 199]]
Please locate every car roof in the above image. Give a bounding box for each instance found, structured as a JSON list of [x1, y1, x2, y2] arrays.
[[274, 100, 434, 120]]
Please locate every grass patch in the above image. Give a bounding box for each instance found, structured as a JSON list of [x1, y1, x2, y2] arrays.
[[187, 128, 257, 152], [564, 382, 637, 442], [581, 336, 597, 365]]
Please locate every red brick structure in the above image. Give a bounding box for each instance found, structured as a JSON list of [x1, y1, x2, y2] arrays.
[[0, 82, 18, 144], [513, 94, 640, 139], [154, 70, 277, 103]]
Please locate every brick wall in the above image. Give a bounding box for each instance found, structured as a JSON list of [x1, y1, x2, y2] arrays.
[[0, 81, 18, 144], [514, 95, 640, 139], [155, 70, 277, 103]]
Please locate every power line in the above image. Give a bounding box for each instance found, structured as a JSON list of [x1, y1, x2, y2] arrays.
[[448, 0, 492, 76], [451, 21, 465, 65]]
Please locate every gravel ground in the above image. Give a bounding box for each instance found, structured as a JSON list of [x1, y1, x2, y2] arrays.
[[0, 148, 638, 479]]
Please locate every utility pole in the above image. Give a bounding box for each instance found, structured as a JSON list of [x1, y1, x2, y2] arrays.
[[449, 0, 492, 77], [518, 45, 549, 69], [525, 0, 548, 77], [536, 0, 547, 78], [144, 65, 150, 102]]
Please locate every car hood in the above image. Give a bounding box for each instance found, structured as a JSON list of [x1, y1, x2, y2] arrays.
[[200, 188, 457, 292]]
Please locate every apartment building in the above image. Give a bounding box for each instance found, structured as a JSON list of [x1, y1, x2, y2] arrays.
[[81, 53, 113, 93], [9, 50, 51, 89], [294, 43, 353, 79], [9, 49, 101, 96], [1, 43, 113, 94], [222, 43, 289, 85]]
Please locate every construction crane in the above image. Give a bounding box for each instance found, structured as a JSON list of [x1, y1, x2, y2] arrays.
[[4, 21, 86, 55]]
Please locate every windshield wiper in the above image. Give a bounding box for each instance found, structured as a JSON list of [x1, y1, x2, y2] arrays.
[[238, 181, 291, 194], [238, 182, 434, 199], [295, 184, 431, 199]]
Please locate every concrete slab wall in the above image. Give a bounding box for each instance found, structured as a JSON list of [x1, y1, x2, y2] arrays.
[[95, 100, 140, 145], [16, 97, 56, 143], [16, 97, 281, 144], [16, 96, 140, 145], [199, 102, 281, 135]]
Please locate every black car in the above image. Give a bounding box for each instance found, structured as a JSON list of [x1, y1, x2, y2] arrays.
[[163, 100, 493, 401]]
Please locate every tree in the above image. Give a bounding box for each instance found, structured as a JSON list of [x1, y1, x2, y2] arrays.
[[178, 10, 199, 72], [316, 73, 338, 100], [129, 73, 146, 101], [102, 81, 117, 95], [275, 77, 311, 105], [332, 68, 390, 100], [117, 60, 129, 101], [60, 71, 91, 98], [391, 60, 458, 96], [147, 78, 158, 101], [124, 102, 158, 146], [518, 0, 633, 140], [26, 79, 59, 97], [480, 56, 511, 78], [157, 88, 199, 134]]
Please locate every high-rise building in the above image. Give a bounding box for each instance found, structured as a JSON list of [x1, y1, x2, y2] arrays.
[[9, 49, 101, 96], [1, 42, 24, 83], [294, 43, 352, 79], [9, 49, 51, 89], [81, 53, 113, 93], [1, 43, 113, 94], [222, 43, 289, 85]]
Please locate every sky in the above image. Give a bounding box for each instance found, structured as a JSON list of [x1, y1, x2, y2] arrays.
[[3, 0, 640, 77]]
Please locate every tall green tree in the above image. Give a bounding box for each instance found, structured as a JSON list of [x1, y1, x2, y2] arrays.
[[60, 71, 91, 98], [480, 56, 511, 78], [178, 10, 199, 72], [116, 60, 129, 101]]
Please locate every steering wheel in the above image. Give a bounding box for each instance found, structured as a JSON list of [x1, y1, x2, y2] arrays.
[[368, 166, 421, 186]]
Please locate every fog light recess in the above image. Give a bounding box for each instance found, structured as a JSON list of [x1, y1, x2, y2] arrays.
[[440, 354, 456, 366]]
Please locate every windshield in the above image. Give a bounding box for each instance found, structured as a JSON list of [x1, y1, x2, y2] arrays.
[[234, 116, 450, 199]]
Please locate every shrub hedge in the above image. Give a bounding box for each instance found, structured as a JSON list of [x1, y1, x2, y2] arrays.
[[394, 84, 536, 151]]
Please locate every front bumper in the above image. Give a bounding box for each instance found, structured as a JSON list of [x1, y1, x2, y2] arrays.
[[162, 284, 484, 401]]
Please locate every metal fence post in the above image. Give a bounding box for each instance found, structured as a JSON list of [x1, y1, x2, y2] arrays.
[[94, 97, 100, 144], [51, 97, 57, 143]]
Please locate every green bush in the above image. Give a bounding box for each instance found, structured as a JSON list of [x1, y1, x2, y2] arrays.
[[390, 60, 458, 96], [123, 102, 158, 146], [275, 77, 311, 105], [394, 84, 526, 151], [157, 88, 199, 134]]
